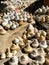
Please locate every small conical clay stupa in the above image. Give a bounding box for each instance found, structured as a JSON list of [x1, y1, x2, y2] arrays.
[[1, 52, 6, 59], [45, 55, 49, 65], [10, 44, 20, 51], [40, 40, 47, 49], [18, 36, 25, 47], [18, 20, 24, 26], [36, 55, 45, 64], [0, 25, 6, 35], [24, 44, 33, 53], [39, 35, 45, 42], [9, 56, 18, 65], [6, 48, 12, 58], [19, 55, 29, 65]]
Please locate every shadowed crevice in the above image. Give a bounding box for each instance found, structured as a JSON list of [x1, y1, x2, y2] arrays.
[[24, 0, 44, 14]]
